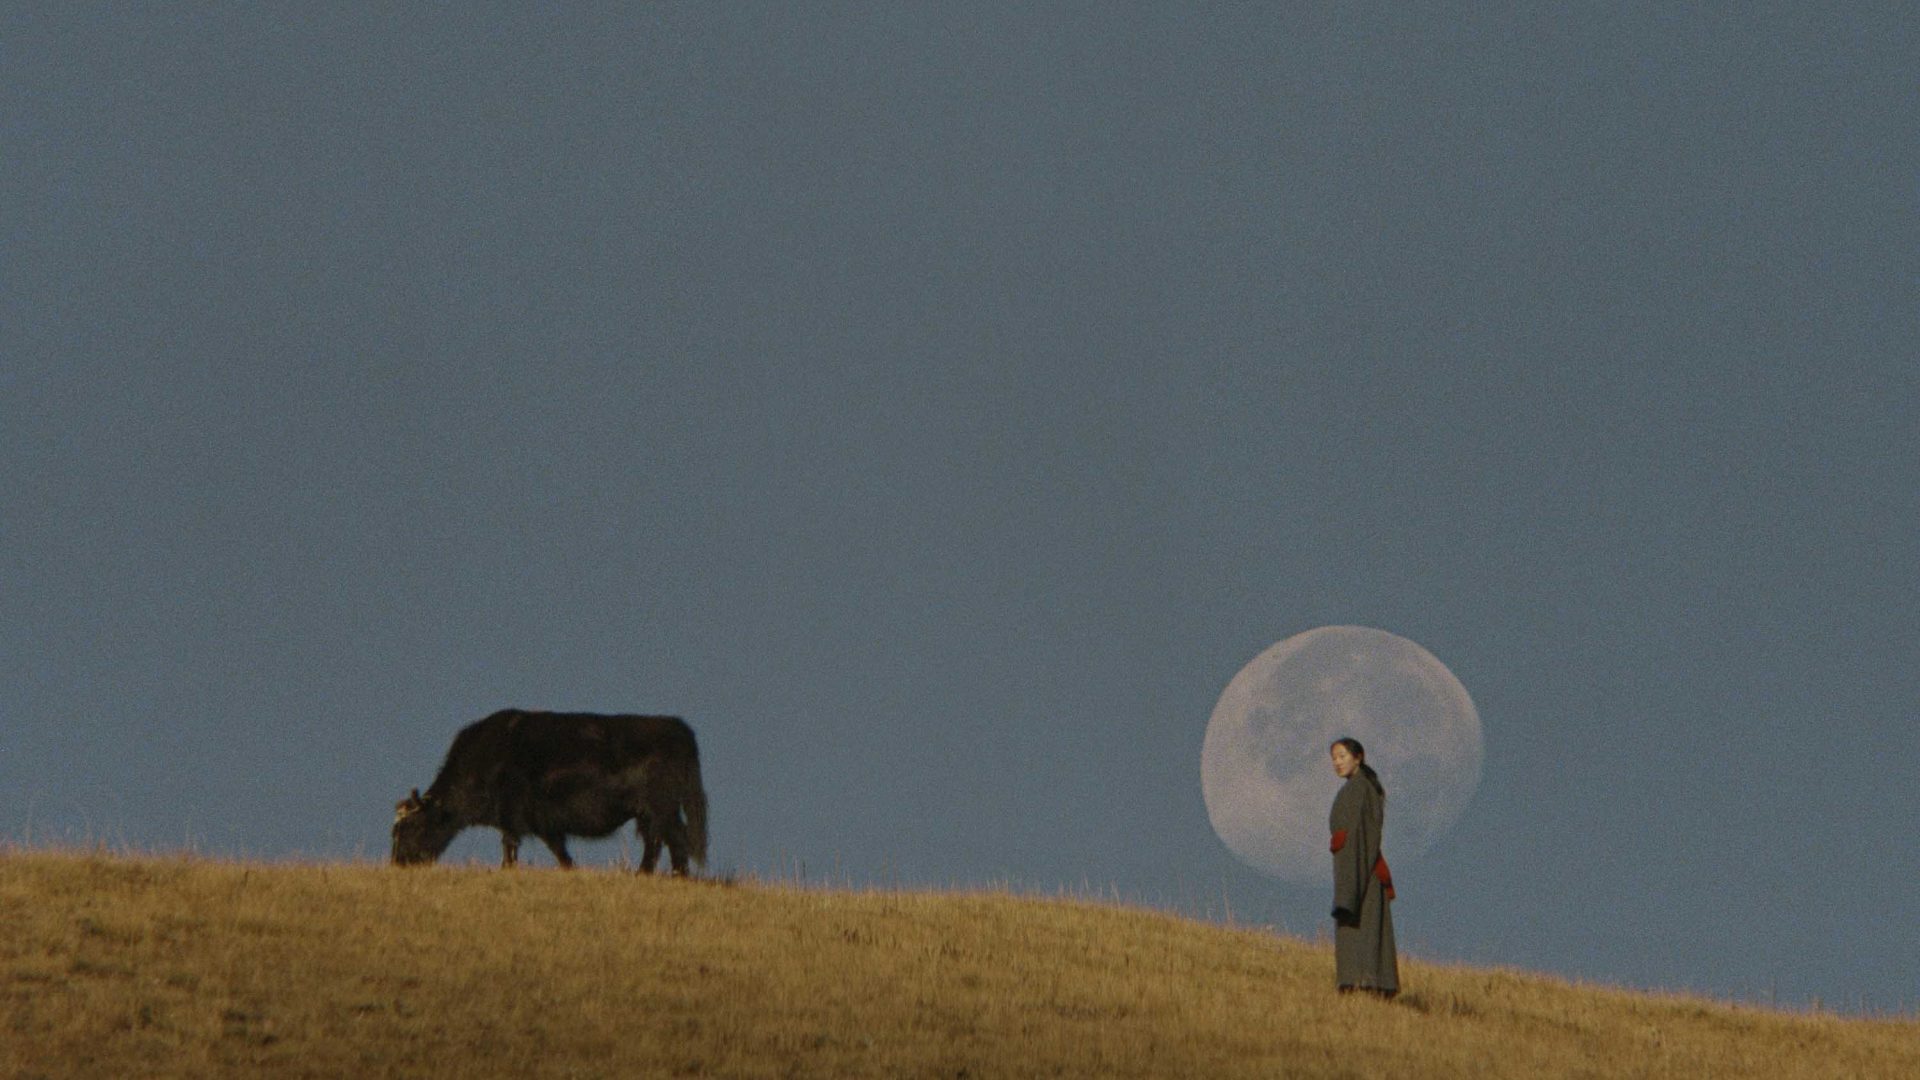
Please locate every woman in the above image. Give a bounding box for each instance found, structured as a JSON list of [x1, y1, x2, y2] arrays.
[[1329, 736, 1398, 997]]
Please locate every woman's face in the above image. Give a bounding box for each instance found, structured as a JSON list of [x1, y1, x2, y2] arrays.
[[1330, 743, 1358, 778]]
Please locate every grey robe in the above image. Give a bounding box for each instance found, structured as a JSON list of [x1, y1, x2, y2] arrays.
[[1329, 774, 1399, 994]]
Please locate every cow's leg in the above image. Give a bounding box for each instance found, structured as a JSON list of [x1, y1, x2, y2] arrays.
[[661, 814, 691, 877], [540, 833, 574, 869], [636, 814, 663, 875], [500, 832, 520, 869]]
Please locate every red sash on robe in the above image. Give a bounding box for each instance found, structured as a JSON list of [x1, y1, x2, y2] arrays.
[[1330, 830, 1395, 901]]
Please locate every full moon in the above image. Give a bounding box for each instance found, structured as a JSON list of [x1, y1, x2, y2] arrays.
[[1201, 626, 1482, 883]]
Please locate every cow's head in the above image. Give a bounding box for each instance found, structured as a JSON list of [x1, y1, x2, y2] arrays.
[[390, 788, 459, 866]]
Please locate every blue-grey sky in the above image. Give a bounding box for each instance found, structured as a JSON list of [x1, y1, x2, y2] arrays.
[[5, 5, 1914, 1013]]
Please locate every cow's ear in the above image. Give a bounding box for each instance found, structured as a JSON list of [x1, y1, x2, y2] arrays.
[[410, 788, 421, 802]]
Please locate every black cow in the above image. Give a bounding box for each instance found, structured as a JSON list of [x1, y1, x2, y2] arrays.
[[391, 710, 708, 875]]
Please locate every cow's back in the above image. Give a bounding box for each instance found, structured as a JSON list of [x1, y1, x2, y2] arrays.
[[430, 710, 696, 792], [501, 711, 696, 768]]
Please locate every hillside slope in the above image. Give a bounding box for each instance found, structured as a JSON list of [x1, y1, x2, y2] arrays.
[[2, 851, 1913, 1078]]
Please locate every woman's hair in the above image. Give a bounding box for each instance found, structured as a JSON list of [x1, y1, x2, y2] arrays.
[[1331, 737, 1386, 798]]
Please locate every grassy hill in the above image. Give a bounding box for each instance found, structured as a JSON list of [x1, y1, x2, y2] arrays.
[[2, 850, 1913, 1078]]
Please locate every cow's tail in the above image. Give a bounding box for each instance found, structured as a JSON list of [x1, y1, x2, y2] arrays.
[[682, 740, 708, 870]]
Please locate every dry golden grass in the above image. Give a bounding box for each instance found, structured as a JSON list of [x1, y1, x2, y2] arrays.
[[2, 849, 1913, 1078]]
